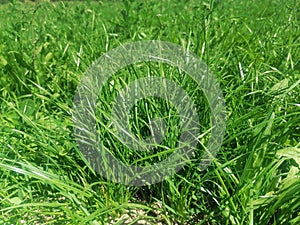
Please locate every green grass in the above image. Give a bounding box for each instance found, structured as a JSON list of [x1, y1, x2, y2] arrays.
[[0, 0, 299, 224]]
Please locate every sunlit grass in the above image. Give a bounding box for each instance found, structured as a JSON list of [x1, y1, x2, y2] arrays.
[[0, 0, 299, 224]]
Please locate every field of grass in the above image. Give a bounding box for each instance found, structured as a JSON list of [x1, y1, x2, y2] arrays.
[[0, 0, 299, 224]]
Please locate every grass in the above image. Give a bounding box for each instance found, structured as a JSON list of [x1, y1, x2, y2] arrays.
[[0, 0, 299, 224]]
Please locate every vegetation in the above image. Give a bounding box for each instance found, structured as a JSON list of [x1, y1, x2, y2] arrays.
[[0, 0, 299, 224]]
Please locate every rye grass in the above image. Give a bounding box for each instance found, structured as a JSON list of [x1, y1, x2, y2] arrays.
[[0, 0, 299, 224]]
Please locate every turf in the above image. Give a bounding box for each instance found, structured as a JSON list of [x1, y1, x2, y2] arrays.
[[0, 0, 299, 224]]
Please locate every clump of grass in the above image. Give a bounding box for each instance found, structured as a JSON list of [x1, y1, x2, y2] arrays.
[[0, 0, 299, 224]]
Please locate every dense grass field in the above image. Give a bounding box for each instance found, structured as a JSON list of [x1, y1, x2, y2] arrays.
[[0, 0, 299, 224]]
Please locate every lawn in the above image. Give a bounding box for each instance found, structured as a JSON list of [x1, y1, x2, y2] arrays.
[[0, 0, 299, 224]]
